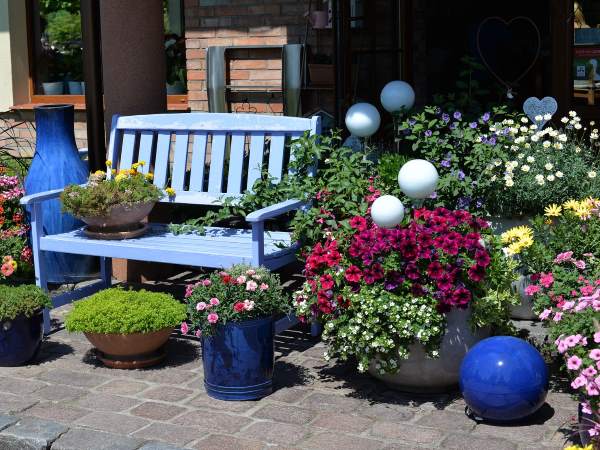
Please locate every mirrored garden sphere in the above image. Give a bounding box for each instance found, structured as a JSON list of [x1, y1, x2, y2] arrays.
[[398, 159, 439, 199], [345, 103, 381, 137], [380, 80, 415, 113], [371, 195, 404, 228]]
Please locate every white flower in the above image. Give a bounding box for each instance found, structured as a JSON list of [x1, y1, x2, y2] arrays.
[[542, 140, 551, 148], [561, 117, 569, 123], [555, 171, 563, 178], [575, 116, 581, 122], [549, 129, 558, 138], [493, 159, 502, 166], [544, 113, 552, 120], [576, 146, 582, 153], [591, 133, 599, 140], [535, 174, 545, 185], [530, 134, 540, 142], [524, 143, 531, 148], [558, 134, 567, 142], [534, 114, 543, 121], [520, 117, 528, 123], [519, 126, 528, 133], [544, 163, 553, 170], [514, 136, 526, 144], [569, 110, 577, 117], [510, 127, 519, 134], [589, 171, 597, 179], [517, 153, 524, 159], [526, 156, 535, 163], [547, 174, 555, 181], [554, 143, 563, 150], [490, 175, 497, 182], [529, 124, 538, 130], [592, 121, 596, 126], [505, 179, 514, 187], [521, 164, 530, 172], [575, 123, 583, 130]]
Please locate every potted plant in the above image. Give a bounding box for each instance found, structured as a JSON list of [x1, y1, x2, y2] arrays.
[[65, 288, 186, 369], [294, 205, 518, 392], [60, 162, 163, 239], [527, 258, 600, 445], [0, 284, 51, 366], [183, 265, 288, 400], [308, 53, 334, 86]]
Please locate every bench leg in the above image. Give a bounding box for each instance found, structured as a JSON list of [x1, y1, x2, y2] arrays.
[[251, 222, 265, 266], [29, 202, 51, 334], [100, 257, 112, 288]]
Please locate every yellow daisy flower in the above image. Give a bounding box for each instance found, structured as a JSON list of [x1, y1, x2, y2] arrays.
[[563, 199, 580, 211], [165, 187, 176, 197], [145, 173, 154, 181], [544, 204, 562, 217]]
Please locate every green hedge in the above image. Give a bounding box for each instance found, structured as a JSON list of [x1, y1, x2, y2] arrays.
[[65, 288, 186, 334], [0, 285, 51, 322]]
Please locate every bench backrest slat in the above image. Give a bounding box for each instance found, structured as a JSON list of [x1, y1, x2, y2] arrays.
[[107, 113, 321, 204]]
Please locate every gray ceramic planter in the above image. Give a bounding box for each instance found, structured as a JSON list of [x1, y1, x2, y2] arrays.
[[510, 274, 538, 320], [369, 308, 489, 393]]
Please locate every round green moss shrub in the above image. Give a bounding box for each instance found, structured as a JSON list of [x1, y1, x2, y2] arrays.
[[65, 288, 186, 334], [0, 284, 51, 322]]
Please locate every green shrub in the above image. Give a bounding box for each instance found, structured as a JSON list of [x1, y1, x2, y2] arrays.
[[65, 288, 186, 334], [0, 285, 51, 322]]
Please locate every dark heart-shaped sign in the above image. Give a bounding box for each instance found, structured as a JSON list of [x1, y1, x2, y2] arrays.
[[523, 96, 558, 128], [476, 16, 541, 90]]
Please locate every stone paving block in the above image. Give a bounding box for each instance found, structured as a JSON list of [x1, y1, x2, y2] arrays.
[[299, 392, 365, 413], [357, 403, 416, 422], [172, 410, 251, 433], [130, 402, 188, 421], [0, 393, 39, 414], [415, 409, 477, 431], [0, 415, 18, 432], [132, 422, 200, 446], [21, 402, 91, 423], [74, 411, 151, 435], [310, 412, 373, 433], [139, 443, 190, 450], [441, 433, 518, 449], [473, 423, 549, 443], [267, 387, 311, 404], [252, 403, 316, 425], [192, 434, 264, 450], [370, 421, 446, 446], [242, 421, 308, 445], [94, 379, 150, 395], [143, 386, 195, 403], [143, 369, 198, 386], [52, 427, 145, 450], [299, 432, 384, 450], [0, 417, 68, 450], [35, 384, 88, 402], [186, 393, 258, 413], [0, 376, 47, 395], [39, 369, 109, 388], [75, 393, 142, 412]]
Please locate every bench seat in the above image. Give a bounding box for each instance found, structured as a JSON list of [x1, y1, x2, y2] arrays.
[[40, 224, 298, 270]]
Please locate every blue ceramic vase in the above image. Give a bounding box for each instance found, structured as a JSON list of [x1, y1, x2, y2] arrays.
[[202, 316, 274, 401], [24, 104, 96, 283], [0, 313, 43, 366], [459, 336, 549, 422]]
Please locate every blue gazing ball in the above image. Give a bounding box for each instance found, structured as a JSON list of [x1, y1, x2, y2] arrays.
[[459, 336, 549, 422]]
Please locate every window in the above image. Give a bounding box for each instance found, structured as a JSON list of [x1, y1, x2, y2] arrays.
[[573, 1, 600, 106], [23, 0, 187, 108]]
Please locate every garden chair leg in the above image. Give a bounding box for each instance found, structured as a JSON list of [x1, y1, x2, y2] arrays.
[[29, 202, 51, 334], [100, 257, 112, 288]]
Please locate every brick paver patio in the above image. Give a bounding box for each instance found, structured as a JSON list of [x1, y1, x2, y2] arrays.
[[0, 304, 580, 450]]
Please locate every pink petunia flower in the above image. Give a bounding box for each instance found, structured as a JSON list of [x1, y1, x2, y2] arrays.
[[539, 309, 552, 320], [565, 335, 581, 347], [572, 375, 587, 388], [180, 322, 189, 335], [557, 341, 568, 354], [561, 301, 575, 311], [207, 313, 219, 324], [567, 355, 583, 370], [553, 312, 563, 322], [583, 366, 598, 378], [587, 382, 600, 396], [595, 331, 600, 343], [590, 349, 600, 361], [582, 401, 593, 414]]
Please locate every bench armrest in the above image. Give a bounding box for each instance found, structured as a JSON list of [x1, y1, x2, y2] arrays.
[[246, 199, 307, 223], [20, 187, 67, 206]]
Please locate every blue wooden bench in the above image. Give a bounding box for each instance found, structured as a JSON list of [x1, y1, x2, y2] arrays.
[[21, 113, 321, 333]]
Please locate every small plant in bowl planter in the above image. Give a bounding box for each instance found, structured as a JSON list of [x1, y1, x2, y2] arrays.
[[60, 162, 163, 239], [0, 284, 51, 366], [65, 288, 186, 369], [183, 265, 288, 400]]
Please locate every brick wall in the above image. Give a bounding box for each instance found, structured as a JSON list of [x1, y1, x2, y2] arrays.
[[184, 0, 331, 114]]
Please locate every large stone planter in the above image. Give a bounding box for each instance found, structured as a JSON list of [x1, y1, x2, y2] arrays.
[[511, 274, 538, 320], [369, 308, 489, 393], [80, 202, 155, 240]]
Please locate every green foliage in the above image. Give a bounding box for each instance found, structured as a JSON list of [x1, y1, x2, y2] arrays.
[[65, 288, 186, 334], [45, 10, 81, 49], [375, 153, 408, 196], [0, 285, 51, 322], [61, 169, 163, 218], [39, 0, 80, 15], [184, 265, 287, 336]]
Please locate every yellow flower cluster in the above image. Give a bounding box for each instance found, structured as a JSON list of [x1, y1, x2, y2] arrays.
[[563, 198, 600, 220], [165, 187, 176, 197], [563, 445, 593, 450], [501, 225, 534, 256], [107, 161, 156, 183]]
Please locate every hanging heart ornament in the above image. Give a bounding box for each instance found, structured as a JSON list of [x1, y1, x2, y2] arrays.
[[476, 16, 541, 92], [523, 96, 558, 129]]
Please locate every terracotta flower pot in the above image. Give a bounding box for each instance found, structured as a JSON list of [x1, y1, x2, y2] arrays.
[[84, 326, 172, 369], [81, 201, 155, 239]]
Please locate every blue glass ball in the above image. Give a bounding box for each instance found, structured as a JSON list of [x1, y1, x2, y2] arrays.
[[459, 336, 549, 422]]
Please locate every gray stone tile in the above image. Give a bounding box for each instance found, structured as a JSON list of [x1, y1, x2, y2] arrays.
[[370, 422, 446, 446], [358, 403, 416, 422], [75, 393, 142, 412], [52, 428, 145, 450], [415, 409, 477, 431], [130, 402, 188, 421], [299, 392, 365, 413], [192, 434, 264, 450], [0, 393, 39, 414], [95, 379, 150, 395], [21, 402, 91, 423], [441, 433, 518, 449], [0, 377, 47, 395], [75, 411, 151, 435], [473, 423, 549, 443], [185, 393, 258, 413], [132, 422, 200, 446], [139, 443, 191, 450], [172, 410, 251, 433], [310, 412, 373, 433], [0, 415, 18, 432], [0, 417, 68, 450], [299, 432, 384, 450], [252, 403, 316, 425], [39, 369, 109, 388], [241, 421, 308, 445], [268, 387, 311, 404], [35, 384, 88, 402], [143, 386, 195, 403]]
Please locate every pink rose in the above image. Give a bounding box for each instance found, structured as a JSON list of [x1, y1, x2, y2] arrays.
[[236, 275, 247, 284], [196, 302, 207, 311], [259, 283, 269, 290], [180, 322, 189, 335], [207, 313, 219, 324], [184, 285, 194, 298], [554, 251, 574, 264], [246, 280, 258, 292], [539, 309, 552, 320], [567, 355, 583, 370], [209, 297, 220, 306], [243, 299, 255, 311], [202, 279, 212, 286]]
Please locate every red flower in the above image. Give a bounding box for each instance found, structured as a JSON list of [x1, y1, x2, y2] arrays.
[[318, 297, 334, 314], [345, 265, 362, 283], [233, 302, 245, 312], [349, 216, 367, 231], [337, 295, 350, 308], [221, 274, 232, 284], [427, 261, 444, 280], [452, 287, 471, 307], [475, 250, 490, 268], [467, 264, 486, 282], [320, 274, 334, 290]]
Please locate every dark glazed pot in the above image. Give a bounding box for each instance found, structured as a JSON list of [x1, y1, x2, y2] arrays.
[[202, 316, 274, 401], [0, 312, 43, 366]]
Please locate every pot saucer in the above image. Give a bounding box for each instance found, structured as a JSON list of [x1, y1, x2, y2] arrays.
[[83, 223, 148, 240], [95, 346, 166, 369]]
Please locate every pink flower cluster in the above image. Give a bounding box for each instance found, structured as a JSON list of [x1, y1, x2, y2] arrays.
[[554, 250, 586, 270]]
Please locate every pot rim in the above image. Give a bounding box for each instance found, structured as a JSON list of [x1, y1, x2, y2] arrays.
[[78, 200, 156, 221], [83, 325, 175, 337], [0, 309, 44, 325]]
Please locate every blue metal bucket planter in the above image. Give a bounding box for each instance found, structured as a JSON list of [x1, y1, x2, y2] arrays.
[[202, 316, 274, 401], [0, 312, 43, 366]]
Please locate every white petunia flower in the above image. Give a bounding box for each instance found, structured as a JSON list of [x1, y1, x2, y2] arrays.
[[554, 143, 564, 150], [521, 164, 530, 172], [531, 134, 540, 142], [517, 153, 524, 159], [575, 123, 583, 130]]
